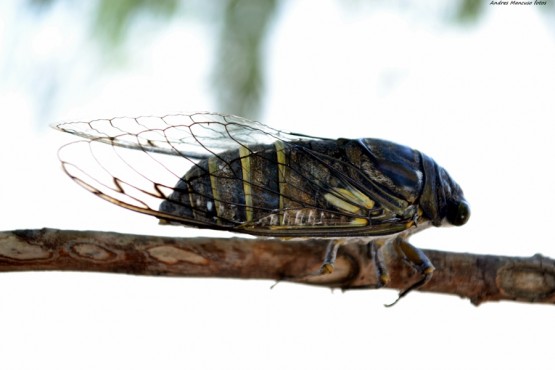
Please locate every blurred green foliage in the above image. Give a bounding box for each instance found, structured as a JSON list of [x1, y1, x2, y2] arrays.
[[456, 0, 484, 23], [93, 0, 180, 45], [27, 0, 493, 119], [213, 0, 277, 118]]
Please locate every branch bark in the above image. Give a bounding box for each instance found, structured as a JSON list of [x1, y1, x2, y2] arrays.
[[1, 228, 554, 306]]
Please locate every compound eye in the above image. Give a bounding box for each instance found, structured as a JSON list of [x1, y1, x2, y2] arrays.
[[447, 200, 470, 226]]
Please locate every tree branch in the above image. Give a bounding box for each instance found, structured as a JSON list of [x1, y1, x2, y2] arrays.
[[1, 228, 554, 306]]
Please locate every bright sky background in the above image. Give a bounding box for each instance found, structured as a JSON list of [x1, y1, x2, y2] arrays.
[[1, 1, 555, 369]]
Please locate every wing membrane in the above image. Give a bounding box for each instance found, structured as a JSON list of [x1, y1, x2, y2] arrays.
[[55, 112, 412, 237], [55, 113, 324, 160]]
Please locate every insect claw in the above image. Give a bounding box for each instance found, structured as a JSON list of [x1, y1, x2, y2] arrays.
[[412, 213, 419, 227], [293, 240, 342, 280], [384, 269, 433, 307], [383, 237, 435, 307], [378, 272, 390, 287], [384, 295, 402, 308], [317, 240, 341, 275], [319, 262, 334, 275]]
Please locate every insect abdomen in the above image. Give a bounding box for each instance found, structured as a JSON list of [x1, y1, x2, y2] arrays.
[[159, 138, 425, 232], [160, 140, 352, 228], [160, 143, 283, 226]]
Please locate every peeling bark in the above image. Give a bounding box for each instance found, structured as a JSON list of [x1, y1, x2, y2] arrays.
[[1, 228, 554, 306]]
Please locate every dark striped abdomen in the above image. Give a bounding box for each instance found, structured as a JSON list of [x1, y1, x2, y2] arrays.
[[159, 138, 425, 230], [160, 143, 284, 226]]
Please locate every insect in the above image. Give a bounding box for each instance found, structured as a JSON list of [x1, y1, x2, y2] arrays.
[[55, 112, 470, 305]]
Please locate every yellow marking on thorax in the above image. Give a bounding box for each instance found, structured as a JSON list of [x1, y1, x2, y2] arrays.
[[208, 157, 222, 223], [239, 146, 253, 222], [324, 187, 375, 214], [274, 140, 286, 225], [349, 218, 369, 226]]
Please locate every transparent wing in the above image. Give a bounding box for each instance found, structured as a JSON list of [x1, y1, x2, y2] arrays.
[[54, 112, 330, 231], [54, 112, 326, 160], [55, 112, 414, 237]]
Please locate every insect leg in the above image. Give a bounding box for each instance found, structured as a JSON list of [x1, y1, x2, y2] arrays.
[[319, 240, 342, 274], [385, 237, 435, 307], [367, 240, 390, 287]]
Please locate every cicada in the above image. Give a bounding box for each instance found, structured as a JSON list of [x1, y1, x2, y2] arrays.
[[55, 112, 470, 304]]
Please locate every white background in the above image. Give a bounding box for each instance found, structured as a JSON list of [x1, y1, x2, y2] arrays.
[[1, 1, 554, 369]]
